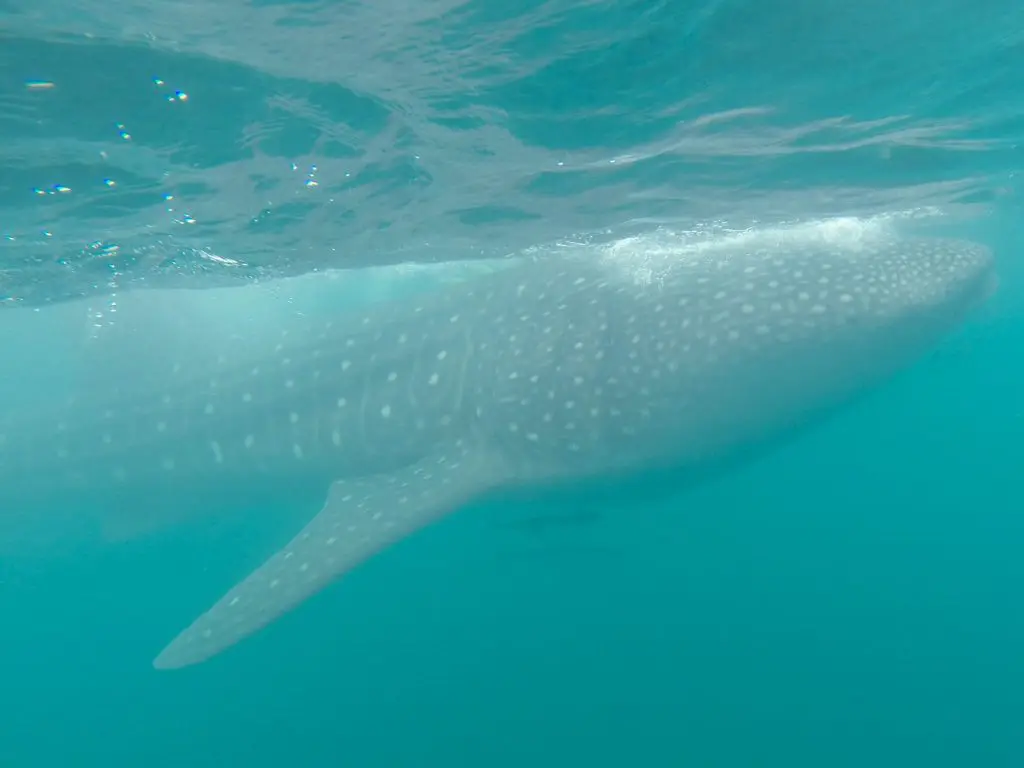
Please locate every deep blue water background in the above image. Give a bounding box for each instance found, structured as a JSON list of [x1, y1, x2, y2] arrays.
[[3, 1, 1024, 765]]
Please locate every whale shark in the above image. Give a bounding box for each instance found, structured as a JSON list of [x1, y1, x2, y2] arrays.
[[0, 233, 995, 669]]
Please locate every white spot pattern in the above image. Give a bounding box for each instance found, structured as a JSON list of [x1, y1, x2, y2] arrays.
[[3, 236, 988, 671]]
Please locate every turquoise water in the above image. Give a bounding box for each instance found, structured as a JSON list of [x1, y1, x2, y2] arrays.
[[2, 1, 1024, 765]]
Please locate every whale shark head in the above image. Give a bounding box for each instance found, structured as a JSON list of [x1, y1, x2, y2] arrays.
[[788, 236, 994, 356], [809, 236, 994, 325], [630, 234, 995, 334], [549, 235, 999, 472], [648, 235, 995, 355]]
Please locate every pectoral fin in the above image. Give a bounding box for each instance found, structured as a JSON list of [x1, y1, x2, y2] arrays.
[[153, 441, 500, 670]]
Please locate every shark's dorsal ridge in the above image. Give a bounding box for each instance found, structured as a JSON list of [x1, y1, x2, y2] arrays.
[[153, 440, 502, 669]]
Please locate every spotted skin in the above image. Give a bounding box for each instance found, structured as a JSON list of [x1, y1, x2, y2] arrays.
[[0, 237, 995, 668]]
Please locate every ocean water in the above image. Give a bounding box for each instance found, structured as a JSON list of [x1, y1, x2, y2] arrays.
[[2, 1, 1024, 765]]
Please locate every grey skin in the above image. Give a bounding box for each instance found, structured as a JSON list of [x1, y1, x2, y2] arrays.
[[0, 236, 995, 668]]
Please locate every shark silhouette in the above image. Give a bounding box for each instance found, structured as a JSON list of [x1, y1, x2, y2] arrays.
[[0, 233, 995, 669]]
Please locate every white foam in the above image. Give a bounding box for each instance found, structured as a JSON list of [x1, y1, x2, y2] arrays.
[[593, 211, 940, 285]]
